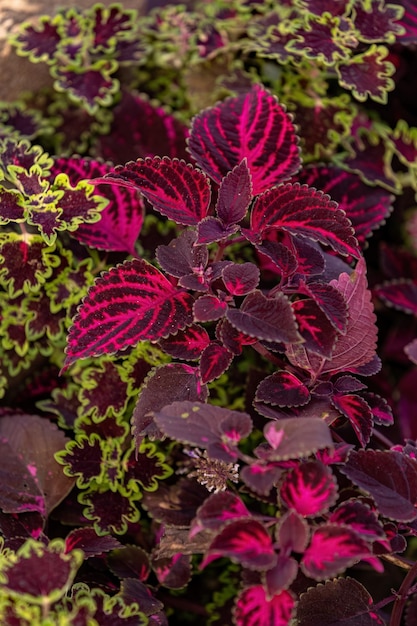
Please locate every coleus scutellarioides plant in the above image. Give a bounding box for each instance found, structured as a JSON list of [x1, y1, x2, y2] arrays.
[[62, 84, 417, 625]]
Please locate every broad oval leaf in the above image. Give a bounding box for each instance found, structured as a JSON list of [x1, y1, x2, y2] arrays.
[[201, 519, 276, 570], [341, 449, 417, 522], [193, 294, 228, 322], [222, 262, 260, 296], [262, 418, 333, 461], [200, 342, 233, 383], [247, 183, 360, 258], [102, 156, 211, 225], [280, 460, 338, 517], [301, 524, 371, 580], [158, 324, 210, 360], [255, 371, 310, 407], [188, 84, 301, 195], [191, 492, 250, 536], [235, 586, 295, 626], [64, 258, 193, 368]]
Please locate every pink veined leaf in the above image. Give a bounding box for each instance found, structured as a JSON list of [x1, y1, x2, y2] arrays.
[[64, 258, 193, 368], [301, 524, 372, 580], [298, 281, 348, 334], [359, 391, 394, 427], [215, 158, 253, 225], [341, 449, 417, 522], [331, 393, 374, 447], [99, 156, 211, 226], [396, 0, 417, 45], [200, 519, 277, 570], [255, 371, 311, 407], [280, 460, 338, 517], [226, 290, 301, 344], [245, 183, 360, 258], [234, 586, 295, 626], [193, 294, 228, 322], [188, 84, 301, 195], [199, 342, 233, 383], [216, 318, 258, 355], [222, 262, 260, 296], [375, 279, 417, 315], [329, 500, 386, 541], [292, 298, 339, 358], [158, 324, 210, 360], [190, 491, 250, 537]]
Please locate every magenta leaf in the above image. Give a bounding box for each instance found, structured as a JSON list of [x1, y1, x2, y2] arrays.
[[235, 586, 295, 626], [375, 279, 417, 315], [262, 418, 333, 461], [255, 371, 310, 407], [396, 0, 417, 44], [341, 450, 417, 522], [301, 524, 371, 580], [296, 577, 385, 625], [292, 298, 338, 357], [64, 259, 193, 367], [222, 263, 260, 296], [246, 183, 360, 258], [199, 342, 233, 383], [102, 157, 211, 225], [331, 393, 374, 447], [132, 364, 208, 442], [280, 460, 338, 517], [329, 500, 385, 540], [154, 400, 252, 462], [193, 294, 228, 322], [297, 165, 394, 245], [188, 84, 301, 195], [201, 519, 276, 570], [360, 392, 394, 427], [215, 159, 252, 225], [226, 290, 301, 343], [158, 324, 210, 360], [191, 491, 250, 536]]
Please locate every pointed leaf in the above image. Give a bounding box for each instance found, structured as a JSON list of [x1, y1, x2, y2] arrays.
[[191, 492, 250, 536], [234, 586, 295, 626], [64, 259, 193, 367], [200, 342, 233, 383], [156, 229, 208, 279], [280, 460, 338, 517], [188, 84, 301, 195], [201, 519, 276, 570], [247, 183, 360, 258], [197, 216, 238, 244], [341, 450, 417, 522], [102, 157, 211, 225], [222, 263, 260, 296], [158, 324, 210, 360], [215, 159, 252, 225], [332, 393, 374, 447], [255, 371, 310, 407], [299, 281, 348, 334], [278, 511, 310, 554], [226, 290, 301, 343]]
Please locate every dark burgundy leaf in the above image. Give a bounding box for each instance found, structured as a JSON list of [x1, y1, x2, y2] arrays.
[[278, 511, 310, 553], [107, 545, 150, 581], [65, 527, 122, 558], [215, 158, 252, 225], [299, 281, 348, 334], [235, 586, 295, 626], [337, 46, 395, 103], [352, 0, 404, 43], [142, 478, 208, 526], [342, 450, 417, 522], [247, 183, 360, 258], [193, 294, 228, 322], [226, 290, 301, 343], [265, 555, 298, 595], [296, 577, 385, 625], [64, 259, 193, 367], [333, 375, 367, 394], [375, 279, 417, 315], [191, 491, 250, 536], [329, 500, 385, 540], [13, 21, 61, 61], [197, 216, 238, 244], [222, 263, 260, 296], [103, 157, 211, 225], [158, 324, 210, 360], [255, 239, 298, 277], [216, 318, 257, 355], [200, 342, 233, 383], [291, 237, 326, 276], [156, 229, 208, 279], [54, 63, 117, 112], [301, 524, 371, 580], [360, 392, 394, 427], [240, 463, 283, 496], [153, 553, 191, 589], [255, 371, 310, 407], [292, 298, 338, 357], [0, 190, 25, 223], [154, 400, 252, 462], [396, 0, 417, 44], [280, 460, 338, 517], [262, 418, 333, 461], [188, 84, 301, 195], [132, 364, 208, 442], [120, 578, 164, 617], [201, 519, 276, 570], [287, 17, 349, 64], [332, 393, 374, 447]]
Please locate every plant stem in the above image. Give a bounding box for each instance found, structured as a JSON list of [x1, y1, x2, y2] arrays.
[[389, 558, 417, 625]]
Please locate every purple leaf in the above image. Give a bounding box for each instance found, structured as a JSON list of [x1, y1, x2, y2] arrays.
[[201, 519, 276, 570], [193, 294, 228, 322], [262, 418, 333, 461], [240, 463, 283, 497], [64, 259, 193, 367], [360, 392, 394, 427], [396, 0, 417, 45], [215, 158, 252, 225], [13, 20, 61, 61], [154, 401, 252, 462], [158, 324, 210, 360], [298, 281, 348, 334], [333, 375, 367, 394], [222, 263, 260, 296], [280, 460, 338, 517], [226, 290, 301, 343], [235, 586, 295, 626], [255, 371, 310, 407], [287, 16, 349, 64], [246, 183, 360, 258], [65, 527, 122, 558], [153, 553, 191, 589], [199, 342, 233, 383], [191, 491, 250, 536], [352, 0, 404, 43], [332, 393, 374, 447], [102, 157, 211, 225], [107, 545, 150, 581], [292, 298, 338, 357], [188, 84, 301, 195], [329, 500, 385, 540], [278, 511, 310, 553], [132, 364, 207, 442], [342, 450, 417, 522], [197, 217, 238, 244], [375, 279, 417, 315], [216, 318, 258, 355], [256, 239, 298, 277], [296, 577, 385, 625], [156, 229, 208, 279], [337, 46, 396, 103], [265, 556, 299, 596], [301, 524, 371, 580]]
